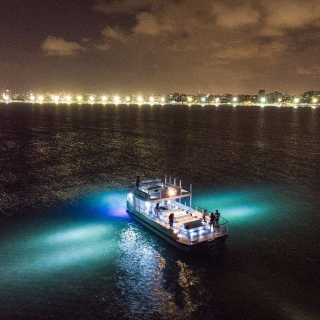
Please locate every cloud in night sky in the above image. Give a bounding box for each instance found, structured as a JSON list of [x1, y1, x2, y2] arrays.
[[101, 26, 127, 41], [214, 4, 260, 29], [42, 36, 85, 56], [1, 0, 320, 94]]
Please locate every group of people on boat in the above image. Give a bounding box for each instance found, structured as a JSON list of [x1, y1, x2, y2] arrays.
[[203, 209, 220, 230]]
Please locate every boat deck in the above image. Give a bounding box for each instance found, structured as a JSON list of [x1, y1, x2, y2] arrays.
[[152, 202, 228, 245]]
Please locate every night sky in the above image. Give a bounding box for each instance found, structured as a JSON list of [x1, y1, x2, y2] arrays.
[[1, 0, 320, 95]]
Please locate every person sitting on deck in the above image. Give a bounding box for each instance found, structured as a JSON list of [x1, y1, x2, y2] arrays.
[[214, 210, 220, 227], [169, 213, 174, 228]]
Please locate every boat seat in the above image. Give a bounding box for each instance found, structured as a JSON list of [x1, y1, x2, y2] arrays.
[[186, 225, 205, 233], [183, 219, 203, 229]]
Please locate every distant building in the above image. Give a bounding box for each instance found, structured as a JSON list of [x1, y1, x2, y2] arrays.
[[5, 89, 11, 99], [238, 94, 252, 103], [186, 95, 196, 103], [220, 93, 233, 104], [258, 89, 265, 102], [179, 93, 187, 103], [301, 91, 320, 103], [302, 90, 320, 97], [266, 91, 283, 103], [196, 93, 207, 103], [2, 89, 12, 100], [166, 92, 188, 103], [252, 95, 258, 103], [46, 93, 55, 102]]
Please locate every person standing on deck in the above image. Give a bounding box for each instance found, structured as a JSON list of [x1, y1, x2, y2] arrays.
[[155, 203, 160, 217], [202, 209, 207, 223], [169, 213, 174, 228], [210, 212, 215, 231], [214, 210, 220, 227]]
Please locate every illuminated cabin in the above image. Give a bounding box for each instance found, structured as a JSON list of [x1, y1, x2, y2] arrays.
[[126, 176, 229, 252]]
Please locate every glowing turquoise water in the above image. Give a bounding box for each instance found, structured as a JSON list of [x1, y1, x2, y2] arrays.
[[0, 104, 319, 319]]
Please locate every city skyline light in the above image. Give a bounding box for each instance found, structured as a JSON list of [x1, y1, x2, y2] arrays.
[[2, 88, 320, 107], [1, 1, 320, 95]]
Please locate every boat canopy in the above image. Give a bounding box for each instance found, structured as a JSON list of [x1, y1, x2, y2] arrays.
[[127, 178, 191, 203]]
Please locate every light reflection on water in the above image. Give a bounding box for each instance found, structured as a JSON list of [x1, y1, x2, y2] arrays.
[[0, 104, 319, 319], [117, 224, 203, 319]]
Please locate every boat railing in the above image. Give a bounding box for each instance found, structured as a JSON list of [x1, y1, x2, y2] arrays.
[[176, 223, 228, 244], [173, 200, 229, 238], [127, 185, 151, 200], [128, 201, 176, 230], [172, 201, 198, 215], [127, 181, 190, 201]]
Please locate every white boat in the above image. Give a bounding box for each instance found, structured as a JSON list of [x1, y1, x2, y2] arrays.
[[126, 176, 229, 252]]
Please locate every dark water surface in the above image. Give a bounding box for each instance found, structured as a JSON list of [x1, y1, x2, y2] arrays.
[[0, 103, 319, 319]]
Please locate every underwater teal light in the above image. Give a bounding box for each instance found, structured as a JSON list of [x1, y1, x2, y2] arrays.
[[222, 204, 262, 218], [194, 184, 290, 224], [85, 190, 129, 219], [1, 222, 117, 279], [32, 242, 112, 271], [44, 224, 108, 244]]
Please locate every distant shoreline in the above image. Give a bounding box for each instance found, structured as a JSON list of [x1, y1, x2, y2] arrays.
[[0, 101, 319, 108]]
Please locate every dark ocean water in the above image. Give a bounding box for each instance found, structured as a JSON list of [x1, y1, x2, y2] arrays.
[[0, 103, 320, 319]]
